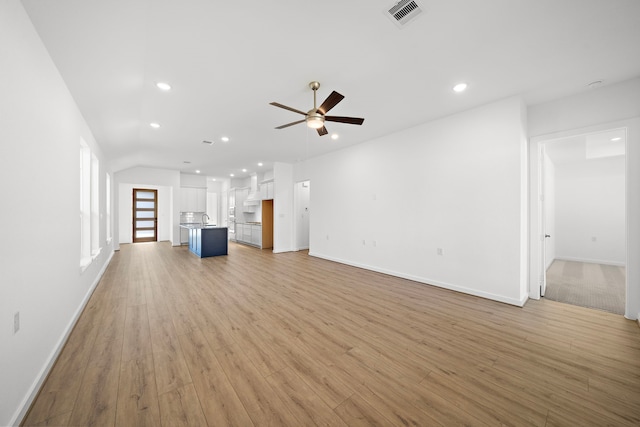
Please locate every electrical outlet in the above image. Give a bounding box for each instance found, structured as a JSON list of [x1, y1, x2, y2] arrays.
[[14, 312, 20, 334], [437, 248, 444, 256]]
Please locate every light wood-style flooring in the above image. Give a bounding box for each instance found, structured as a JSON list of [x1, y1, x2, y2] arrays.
[[23, 242, 640, 426]]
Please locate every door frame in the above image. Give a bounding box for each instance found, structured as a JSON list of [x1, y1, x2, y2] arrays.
[[529, 120, 632, 317], [132, 188, 158, 243]]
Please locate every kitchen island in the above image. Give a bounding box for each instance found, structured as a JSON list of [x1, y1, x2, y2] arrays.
[[179, 224, 228, 257]]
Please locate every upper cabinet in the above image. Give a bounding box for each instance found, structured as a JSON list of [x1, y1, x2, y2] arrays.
[[261, 180, 274, 200], [181, 187, 206, 212]]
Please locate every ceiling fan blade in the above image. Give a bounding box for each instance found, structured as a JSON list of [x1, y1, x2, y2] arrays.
[[275, 119, 306, 129], [317, 126, 328, 136], [325, 116, 365, 125], [317, 91, 344, 114], [269, 102, 307, 116]]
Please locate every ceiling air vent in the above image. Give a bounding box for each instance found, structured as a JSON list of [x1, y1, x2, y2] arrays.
[[384, 0, 424, 28]]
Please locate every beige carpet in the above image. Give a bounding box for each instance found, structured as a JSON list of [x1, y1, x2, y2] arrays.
[[544, 260, 626, 315]]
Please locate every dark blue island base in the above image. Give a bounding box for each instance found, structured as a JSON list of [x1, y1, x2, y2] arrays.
[[181, 225, 228, 257]]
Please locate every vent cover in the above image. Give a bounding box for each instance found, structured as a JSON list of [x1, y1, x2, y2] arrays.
[[384, 0, 424, 28]]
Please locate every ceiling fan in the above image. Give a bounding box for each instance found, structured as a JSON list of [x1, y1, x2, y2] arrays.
[[270, 81, 364, 136]]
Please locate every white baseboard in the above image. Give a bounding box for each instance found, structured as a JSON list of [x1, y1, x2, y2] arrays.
[[273, 247, 294, 254], [308, 251, 528, 307], [11, 250, 115, 426]]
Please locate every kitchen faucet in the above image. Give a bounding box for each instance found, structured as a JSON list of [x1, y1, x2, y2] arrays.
[[202, 213, 210, 225]]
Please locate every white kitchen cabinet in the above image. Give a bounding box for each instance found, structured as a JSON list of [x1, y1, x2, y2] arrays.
[[180, 189, 189, 212], [238, 223, 253, 244], [187, 188, 197, 211], [181, 187, 206, 212], [251, 225, 261, 246], [196, 188, 206, 212], [261, 181, 274, 200], [228, 189, 236, 208], [237, 187, 249, 207], [242, 224, 252, 244], [234, 223, 262, 247], [236, 223, 244, 242]]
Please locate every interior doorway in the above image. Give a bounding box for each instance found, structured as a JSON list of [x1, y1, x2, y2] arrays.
[[132, 188, 158, 243], [295, 181, 310, 251], [539, 128, 626, 314]]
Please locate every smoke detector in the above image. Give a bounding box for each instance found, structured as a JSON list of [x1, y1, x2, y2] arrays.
[[384, 0, 425, 28]]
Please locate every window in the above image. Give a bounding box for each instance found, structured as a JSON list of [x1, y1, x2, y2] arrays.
[[106, 172, 112, 243], [79, 139, 91, 269], [91, 153, 100, 257], [79, 138, 102, 271]]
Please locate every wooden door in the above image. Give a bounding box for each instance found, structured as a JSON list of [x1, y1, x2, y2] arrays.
[[133, 189, 158, 243]]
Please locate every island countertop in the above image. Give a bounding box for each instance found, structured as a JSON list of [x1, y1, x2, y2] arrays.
[[180, 223, 227, 230]]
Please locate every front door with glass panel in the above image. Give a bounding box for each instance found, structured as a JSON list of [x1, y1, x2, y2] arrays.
[[133, 189, 157, 243]]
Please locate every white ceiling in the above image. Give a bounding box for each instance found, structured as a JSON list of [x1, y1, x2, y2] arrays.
[[20, 0, 640, 179]]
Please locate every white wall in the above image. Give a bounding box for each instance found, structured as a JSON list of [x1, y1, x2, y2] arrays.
[[114, 167, 181, 247], [273, 162, 295, 253], [554, 157, 625, 265], [528, 77, 640, 319], [180, 172, 207, 188], [117, 184, 172, 244], [0, 1, 114, 424], [294, 97, 529, 306]]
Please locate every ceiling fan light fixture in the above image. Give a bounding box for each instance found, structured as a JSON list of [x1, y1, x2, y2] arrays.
[[306, 112, 325, 129]]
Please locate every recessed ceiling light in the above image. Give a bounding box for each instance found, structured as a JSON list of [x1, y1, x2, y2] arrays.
[[156, 82, 171, 91], [221, 136, 230, 142], [150, 122, 160, 128], [453, 83, 467, 93], [257, 162, 263, 167], [611, 137, 622, 141], [183, 161, 191, 164], [211, 178, 216, 181], [230, 173, 235, 177], [242, 169, 247, 172], [202, 140, 214, 145], [331, 133, 339, 140], [195, 170, 201, 174]]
